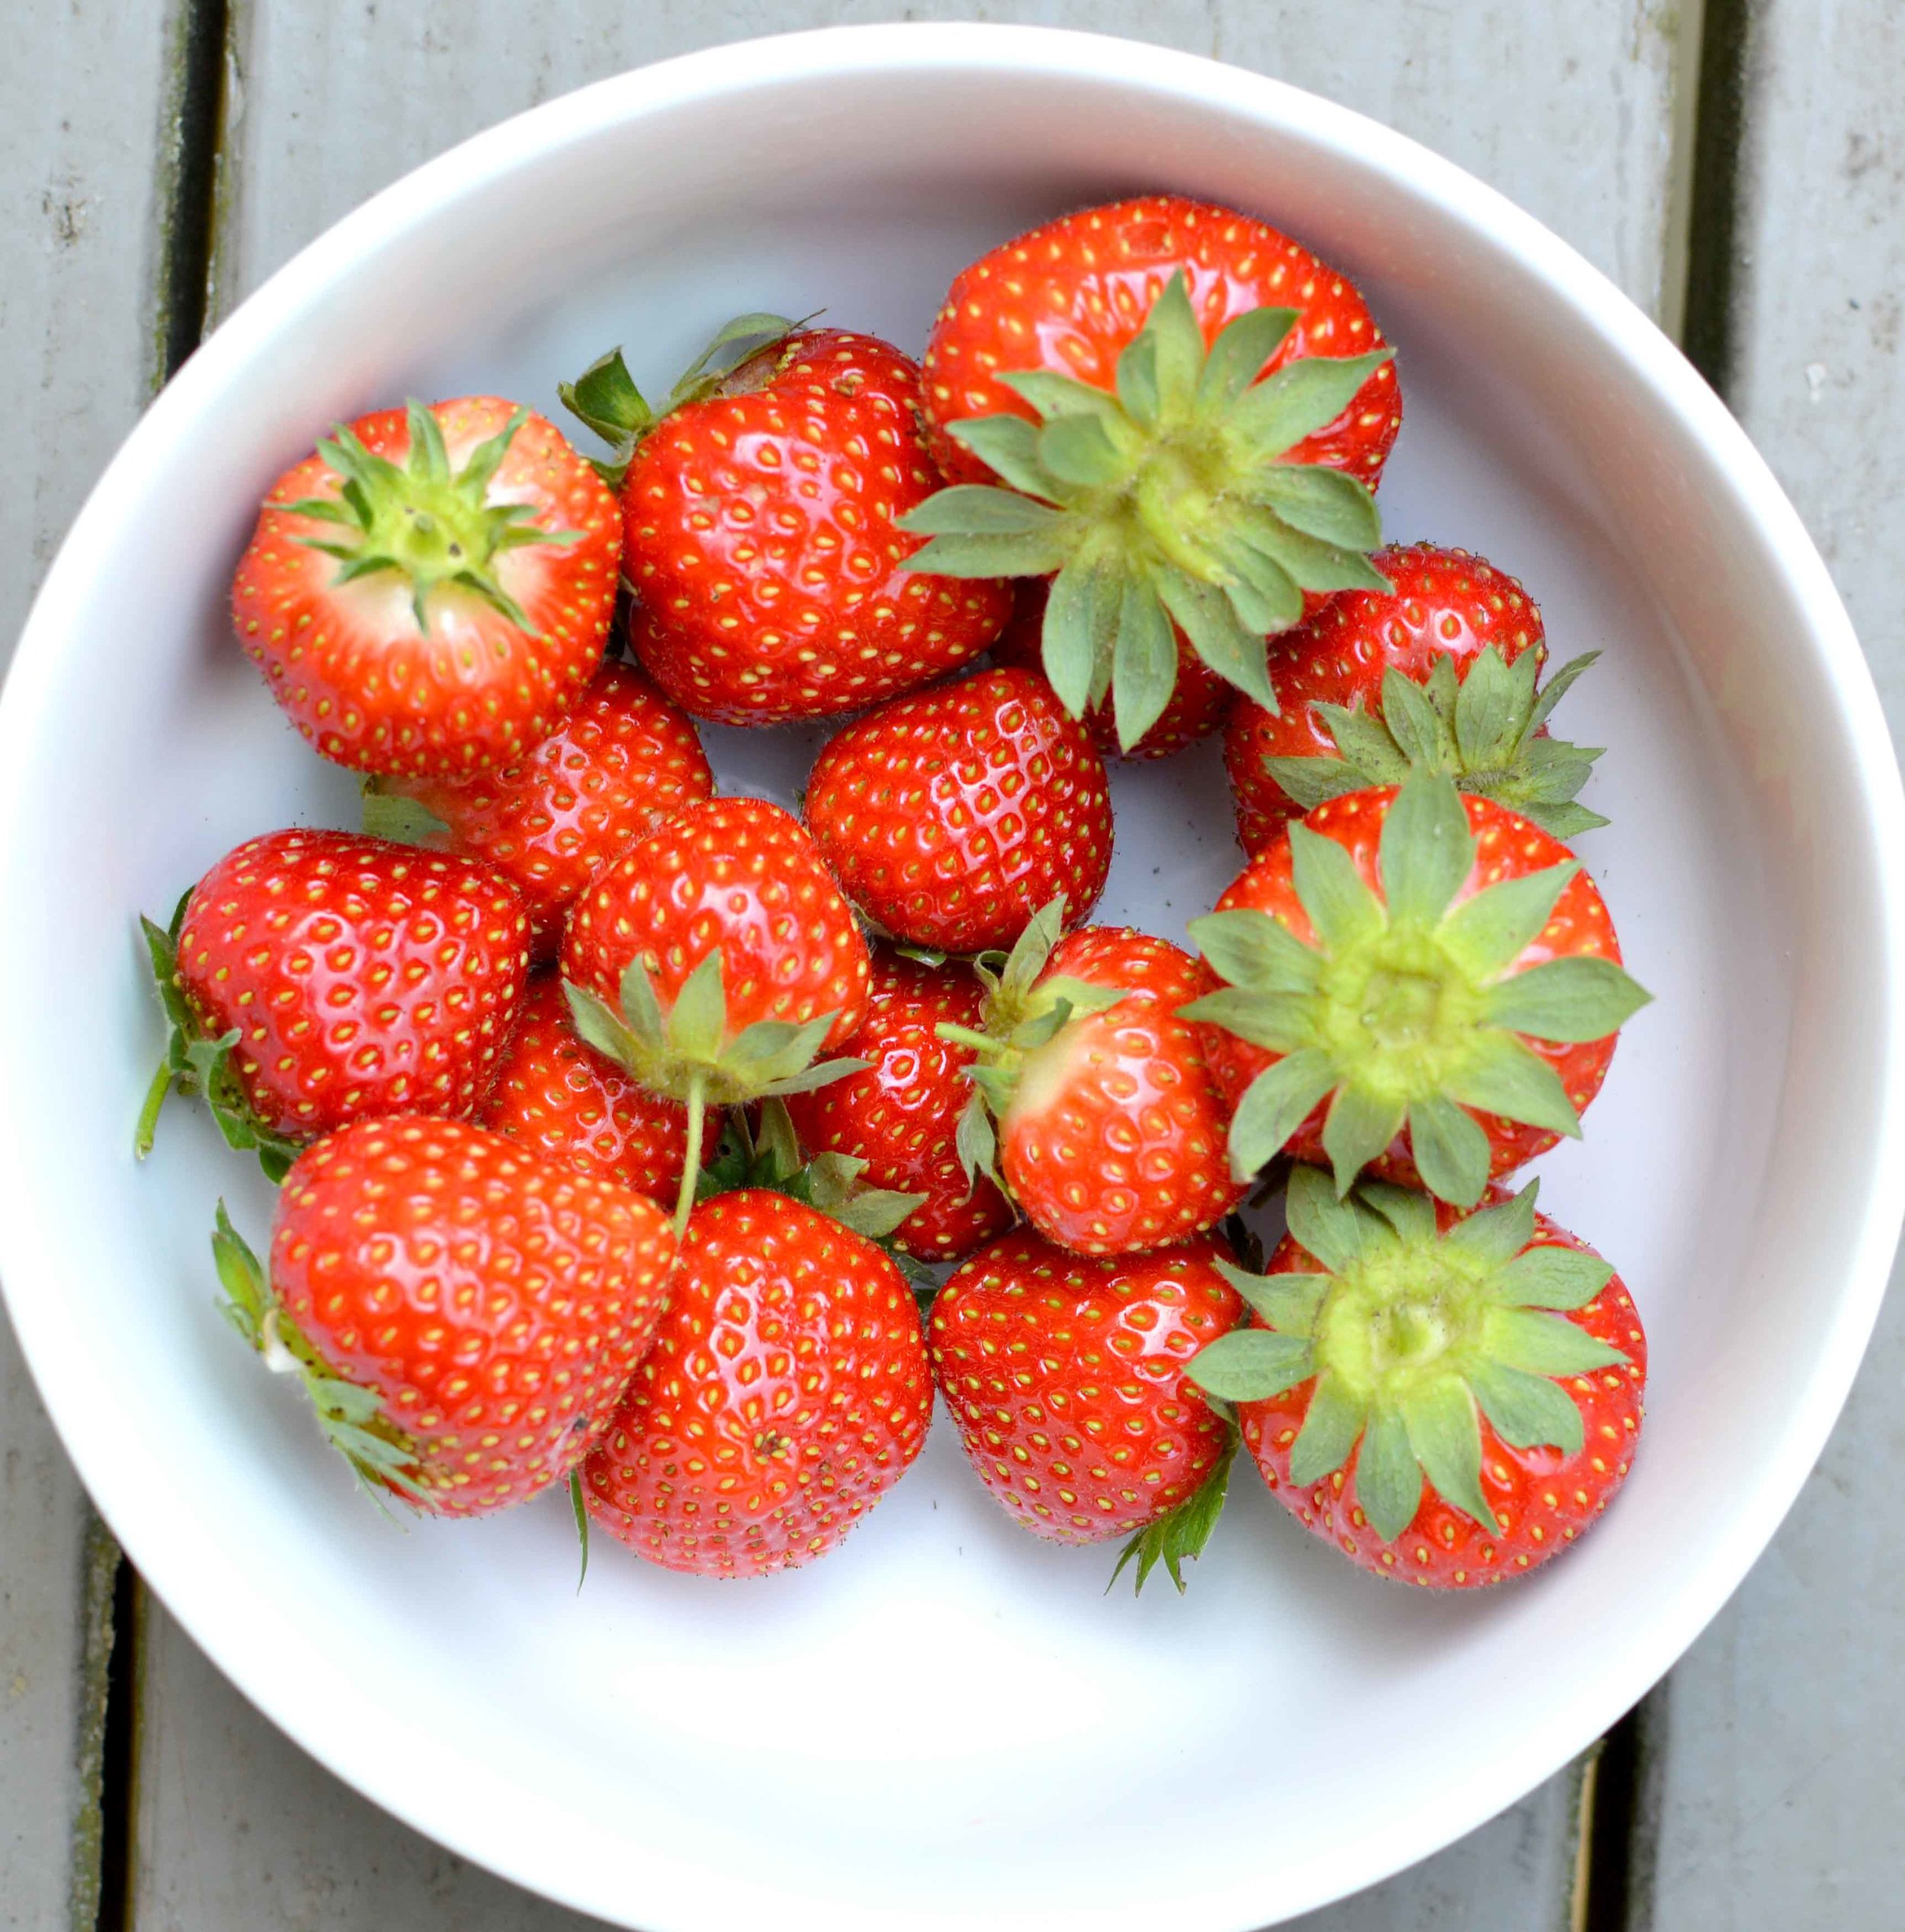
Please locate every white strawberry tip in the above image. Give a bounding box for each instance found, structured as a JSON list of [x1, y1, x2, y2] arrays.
[[284, 401, 577, 638], [1180, 774, 1650, 1207], [135, 902, 303, 1182], [895, 271, 1396, 751], [1264, 644, 1611, 842], [1185, 1168, 1627, 1546]]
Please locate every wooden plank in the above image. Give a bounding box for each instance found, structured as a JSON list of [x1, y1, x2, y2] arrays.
[[135, 2, 1692, 1925], [0, 3, 203, 1924], [1633, 4, 1905, 1924]]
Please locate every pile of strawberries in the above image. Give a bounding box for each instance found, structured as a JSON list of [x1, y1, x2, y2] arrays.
[[141, 194, 1650, 1594]]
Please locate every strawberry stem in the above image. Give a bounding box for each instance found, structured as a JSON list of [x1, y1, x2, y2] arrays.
[[674, 1069, 708, 1241]]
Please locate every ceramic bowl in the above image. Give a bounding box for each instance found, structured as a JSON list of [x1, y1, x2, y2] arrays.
[[3, 23, 1900, 1931]]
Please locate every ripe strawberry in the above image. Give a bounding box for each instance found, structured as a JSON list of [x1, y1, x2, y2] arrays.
[[903, 196, 1401, 751], [946, 905, 1244, 1254], [991, 580, 1232, 760], [1225, 543, 1605, 854], [139, 828, 530, 1174], [213, 1115, 676, 1516], [1184, 776, 1650, 1209], [560, 796, 873, 1232], [232, 398, 618, 777], [368, 661, 713, 953], [1189, 1167, 1645, 1586], [803, 665, 1115, 954], [479, 974, 709, 1203], [784, 948, 1015, 1261], [564, 322, 1010, 725], [930, 1227, 1244, 1587], [582, 1187, 933, 1575]]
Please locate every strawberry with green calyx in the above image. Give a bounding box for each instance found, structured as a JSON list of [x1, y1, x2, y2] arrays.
[[568, 322, 1012, 726], [559, 796, 874, 1235], [582, 1181, 933, 1577], [1188, 1166, 1645, 1586], [137, 828, 530, 1176], [928, 1226, 1244, 1588], [904, 200, 1401, 751], [1183, 776, 1649, 1209], [1224, 542, 1599, 852], [943, 902, 1244, 1255], [213, 1116, 677, 1516], [233, 398, 618, 777]]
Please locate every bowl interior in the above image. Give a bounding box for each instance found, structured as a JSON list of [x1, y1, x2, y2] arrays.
[[2, 29, 1897, 1932]]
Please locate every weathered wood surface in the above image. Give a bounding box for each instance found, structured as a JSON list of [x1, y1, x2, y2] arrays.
[[0, 2, 196, 1924], [1631, 5, 1905, 1925], [125, 1, 1694, 1927]]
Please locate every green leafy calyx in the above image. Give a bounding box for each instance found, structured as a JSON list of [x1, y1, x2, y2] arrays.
[[559, 312, 797, 487], [1186, 1168, 1625, 1540], [1108, 1427, 1239, 1595], [1267, 646, 1610, 841], [897, 273, 1394, 748], [213, 1203, 429, 1507], [287, 401, 575, 636], [937, 898, 1129, 1190], [1183, 774, 1650, 1206], [136, 905, 303, 1183]]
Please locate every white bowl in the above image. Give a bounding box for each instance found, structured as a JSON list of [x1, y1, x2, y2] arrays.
[[3, 23, 1900, 1931]]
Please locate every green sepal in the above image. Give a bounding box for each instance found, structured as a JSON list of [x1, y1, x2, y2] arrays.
[[360, 779, 452, 847], [1263, 647, 1611, 841], [1183, 908, 1322, 995], [1321, 1083, 1406, 1196], [1404, 1093, 1493, 1210], [1225, 1049, 1337, 1179], [1283, 1163, 1381, 1274], [1400, 1376, 1498, 1531], [570, 1469, 591, 1593], [900, 269, 1392, 732], [1494, 1242, 1614, 1309], [1288, 1373, 1368, 1488], [1185, 1328, 1316, 1402], [137, 908, 305, 1184], [1485, 956, 1653, 1043], [1213, 1261, 1332, 1337], [1353, 1405, 1423, 1542], [1108, 1428, 1238, 1596], [1287, 822, 1384, 952]]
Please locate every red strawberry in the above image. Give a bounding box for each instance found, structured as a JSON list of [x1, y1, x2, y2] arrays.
[[903, 195, 1401, 751], [784, 948, 1015, 1261], [213, 1115, 676, 1516], [1189, 1167, 1644, 1586], [803, 665, 1115, 954], [948, 908, 1244, 1255], [1184, 777, 1649, 1209], [991, 581, 1233, 760], [139, 828, 530, 1173], [582, 1187, 933, 1575], [930, 1226, 1243, 1584], [1225, 543, 1605, 854], [232, 398, 618, 777], [565, 324, 1011, 725], [370, 661, 714, 953], [559, 796, 873, 1232], [479, 974, 709, 1203]]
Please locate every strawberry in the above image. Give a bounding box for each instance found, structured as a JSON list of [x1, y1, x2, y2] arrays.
[[1188, 1167, 1645, 1586], [232, 398, 618, 777], [582, 1186, 933, 1575], [559, 796, 873, 1233], [212, 1115, 676, 1516], [946, 905, 1245, 1254], [1225, 543, 1605, 854], [479, 973, 709, 1203], [902, 195, 1401, 751], [929, 1226, 1244, 1588], [1184, 776, 1650, 1209], [803, 665, 1115, 954], [139, 828, 530, 1175], [367, 661, 713, 954], [784, 948, 1015, 1261], [991, 580, 1232, 760], [562, 322, 1011, 725]]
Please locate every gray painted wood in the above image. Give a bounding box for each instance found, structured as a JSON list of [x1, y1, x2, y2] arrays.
[[130, 0, 1698, 1924], [1635, 5, 1905, 1924], [0, 2, 191, 1924]]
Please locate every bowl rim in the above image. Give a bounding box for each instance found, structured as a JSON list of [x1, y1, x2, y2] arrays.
[[3, 20, 1901, 1929]]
